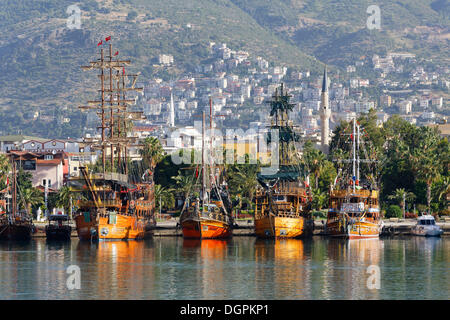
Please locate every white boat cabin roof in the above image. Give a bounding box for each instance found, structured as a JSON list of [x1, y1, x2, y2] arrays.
[[417, 215, 435, 220]]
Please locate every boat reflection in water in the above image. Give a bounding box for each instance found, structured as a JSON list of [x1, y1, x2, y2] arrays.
[[325, 238, 382, 299], [181, 238, 230, 299], [254, 239, 313, 299], [75, 240, 155, 299]]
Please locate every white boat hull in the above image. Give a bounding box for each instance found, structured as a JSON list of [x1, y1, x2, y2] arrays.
[[411, 226, 443, 237]]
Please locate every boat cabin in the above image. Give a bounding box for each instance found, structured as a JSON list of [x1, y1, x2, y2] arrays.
[[417, 215, 436, 225]]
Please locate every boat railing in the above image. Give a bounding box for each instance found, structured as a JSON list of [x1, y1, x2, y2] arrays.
[[203, 211, 230, 224], [276, 211, 301, 218], [135, 200, 153, 209], [78, 199, 122, 208]]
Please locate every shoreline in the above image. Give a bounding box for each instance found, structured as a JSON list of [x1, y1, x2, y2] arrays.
[[30, 219, 450, 238]]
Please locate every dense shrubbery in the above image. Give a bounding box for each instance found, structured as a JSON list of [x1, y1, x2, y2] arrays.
[[386, 205, 402, 219]]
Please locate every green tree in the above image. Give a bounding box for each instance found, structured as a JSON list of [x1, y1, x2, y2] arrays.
[[409, 126, 442, 214], [140, 137, 164, 170], [386, 205, 402, 219], [172, 171, 195, 199], [56, 186, 73, 216], [154, 184, 175, 210], [387, 188, 416, 218], [0, 154, 11, 190], [17, 168, 33, 191], [302, 141, 326, 189], [226, 160, 260, 209], [19, 187, 44, 215], [311, 188, 327, 210]]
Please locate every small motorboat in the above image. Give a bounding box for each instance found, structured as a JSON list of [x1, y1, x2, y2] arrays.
[[411, 215, 443, 237], [45, 213, 72, 241]]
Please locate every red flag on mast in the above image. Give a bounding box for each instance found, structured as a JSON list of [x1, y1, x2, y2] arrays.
[[105, 36, 111, 42], [114, 51, 119, 56], [97, 40, 103, 46]]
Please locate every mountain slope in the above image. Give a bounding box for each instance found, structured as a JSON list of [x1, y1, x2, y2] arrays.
[[231, 0, 449, 66], [0, 0, 320, 138], [0, 0, 448, 138]]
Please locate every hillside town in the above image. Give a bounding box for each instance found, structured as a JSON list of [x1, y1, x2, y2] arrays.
[[1, 42, 449, 199]]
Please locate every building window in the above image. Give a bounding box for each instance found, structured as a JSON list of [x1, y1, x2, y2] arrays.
[[22, 160, 36, 171], [44, 155, 54, 160]]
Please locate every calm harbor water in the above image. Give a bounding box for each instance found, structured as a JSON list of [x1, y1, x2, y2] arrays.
[[0, 237, 448, 300]]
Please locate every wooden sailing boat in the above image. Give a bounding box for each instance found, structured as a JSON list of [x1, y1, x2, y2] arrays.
[[179, 100, 233, 239], [0, 152, 33, 241], [69, 40, 156, 241], [326, 118, 382, 239], [254, 84, 313, 238]]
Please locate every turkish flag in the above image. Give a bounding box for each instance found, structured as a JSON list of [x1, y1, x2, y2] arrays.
[[114, 51, 119, 56], [97, 40, 103, 46], [105, 36, 111, 42]]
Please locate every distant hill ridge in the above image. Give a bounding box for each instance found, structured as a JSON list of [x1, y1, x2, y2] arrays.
[[0, 0, 447, 138]]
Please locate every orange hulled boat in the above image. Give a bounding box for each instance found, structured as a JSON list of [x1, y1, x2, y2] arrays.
[[254, 84, 313, 238], [325, 118, 382, 239], [70, 169, 156, 241], [179, 107, 233, 239], [69, 40, 156, 241]]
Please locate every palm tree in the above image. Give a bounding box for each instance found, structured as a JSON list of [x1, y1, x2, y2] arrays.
[[172, 171, 195, 199], [154, 184, 175, 211], [19, 187, 44, 217], [0, 153, 11, 190], [140, 137, 164, 170], [311, 188, 327, 211], [302, 143, 326, 189], [56, 186, 72, 216], [409, 127, 441, 214], [226, 163, 259, 208], [388, 188, 416, 218], [435, 176, 450, 209]]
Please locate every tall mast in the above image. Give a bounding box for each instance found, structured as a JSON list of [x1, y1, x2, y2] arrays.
[[80, 40, 143, 179], [121, 68, 128, 176], [352, 118, 356, 192], [357, 121, 360, 187], [100, 48, 106, 173], [109, 43, 114, 172], [116, 69, 122, 173], [202, 111, 206, 207], [209, 97, 213, 188]]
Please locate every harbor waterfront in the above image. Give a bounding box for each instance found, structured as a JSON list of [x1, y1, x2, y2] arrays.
[[0, 236, 448, 300], [29, 219, 450, 237]]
